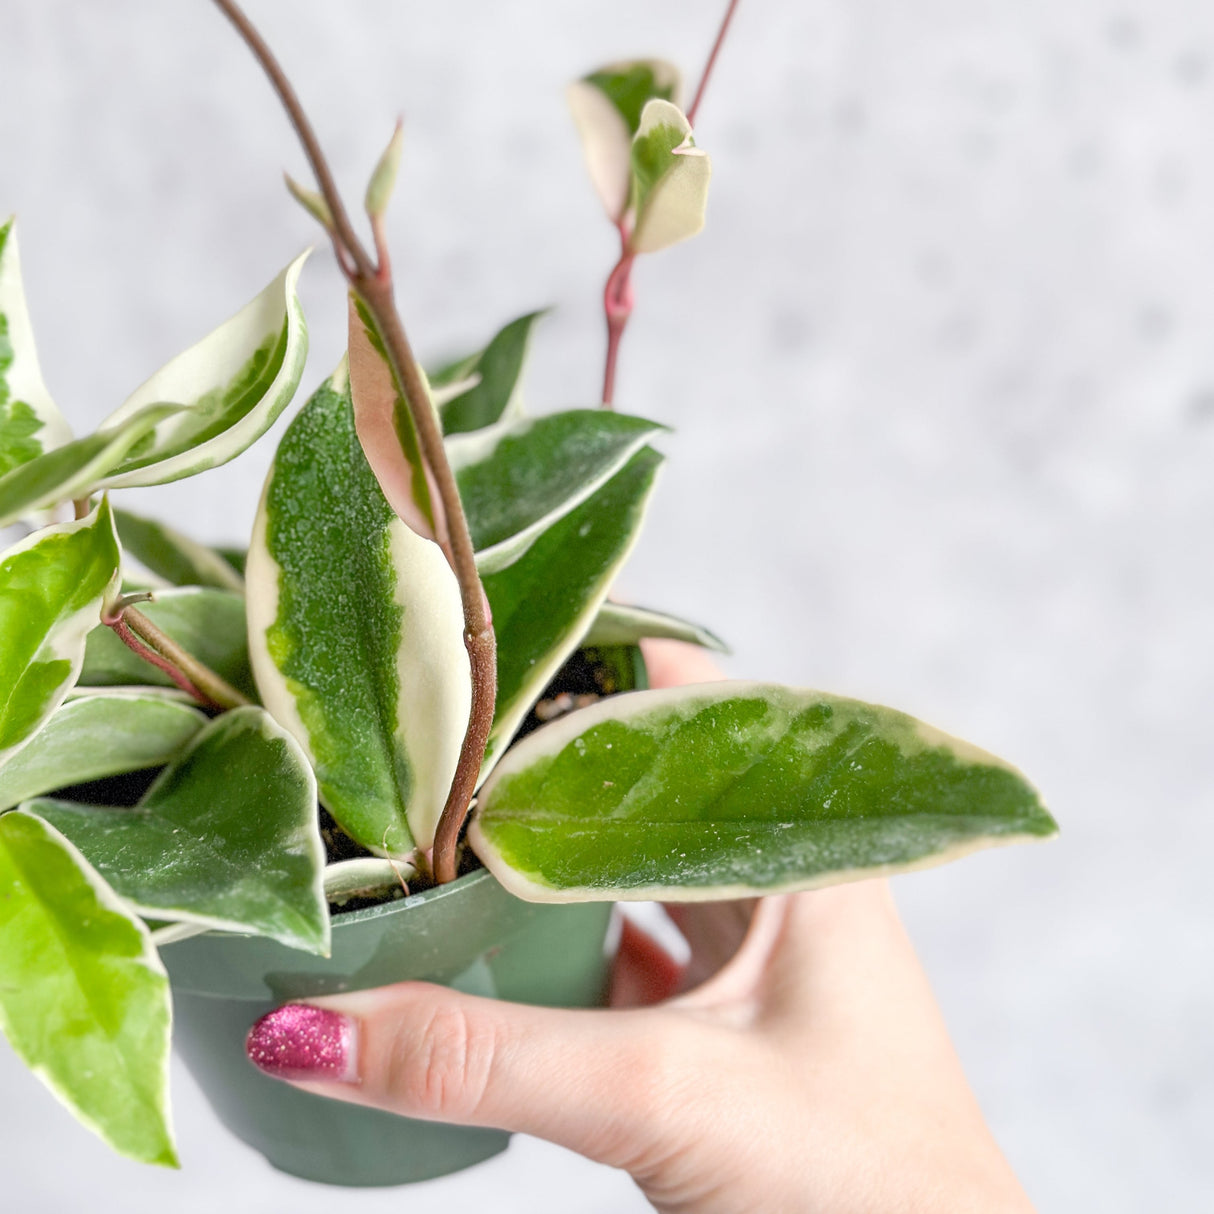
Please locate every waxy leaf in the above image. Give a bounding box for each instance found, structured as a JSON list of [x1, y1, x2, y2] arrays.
[[0, 498, 121, 766], [481, 446, 663, 776], [0, 810, 175, 1165], [94, 250, 309, 488], [438, 311, 545, 436], [114, 507, 245, 591], [0, 403, 182, 528], [472, 683, 1058, 901], [628, 100, 711, 255], [583, 601, 728, 653], [448, 408, 666, 574], [30, 707, 329, 956], [0, 692, 206, 810], [247, 368, 469, 856], [568, 62, 683, 222], [79, 587, 253, 696], [0, 218, 73, 478], [348, 298, 446, 545]]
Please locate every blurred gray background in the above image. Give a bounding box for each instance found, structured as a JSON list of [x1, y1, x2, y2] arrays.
[[2, 1, 1211, 1209]]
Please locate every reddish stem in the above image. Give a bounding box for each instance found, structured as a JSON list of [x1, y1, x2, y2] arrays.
[[688, 0, 741, 125], [601, 244, 636, 408], [105, 615, 217, 708]]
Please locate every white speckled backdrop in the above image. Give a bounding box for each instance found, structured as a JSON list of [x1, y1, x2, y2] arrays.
[[2, 2, 1211, 1210]]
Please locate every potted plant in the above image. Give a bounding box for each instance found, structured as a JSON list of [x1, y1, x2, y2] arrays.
[[0, 0, 1057, 1188]]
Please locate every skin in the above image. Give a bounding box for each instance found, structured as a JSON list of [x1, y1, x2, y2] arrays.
[[281, 640, 1036, 1213]]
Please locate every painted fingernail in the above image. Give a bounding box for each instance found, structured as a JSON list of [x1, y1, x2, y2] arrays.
[[246, 1004, 358, 1083]]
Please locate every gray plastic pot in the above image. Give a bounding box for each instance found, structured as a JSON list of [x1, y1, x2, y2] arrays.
[[163, 870, 615, 1186], [160, 644, 644, 1187]]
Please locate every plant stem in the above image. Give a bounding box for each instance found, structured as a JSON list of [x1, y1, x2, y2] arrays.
[[107, 604, 251, 710], [105, 613, 216, 707], [687, 0, 741, 125], [601, 246, 635, 408], [212, 0, 497, 883], [597, 1, 739, 406]]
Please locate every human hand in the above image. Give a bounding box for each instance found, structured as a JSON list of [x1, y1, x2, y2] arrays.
[[246, 640, 1034, 1213]]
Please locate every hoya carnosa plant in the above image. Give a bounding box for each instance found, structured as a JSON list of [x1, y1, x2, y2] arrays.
[[0, 0, 1056, 1176]]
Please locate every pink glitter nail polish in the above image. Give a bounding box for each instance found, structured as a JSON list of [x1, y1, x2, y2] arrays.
[[245, 1004, 357, 1083]]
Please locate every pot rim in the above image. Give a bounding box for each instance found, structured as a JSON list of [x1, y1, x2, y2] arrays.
[[329, 865, 494, 931]]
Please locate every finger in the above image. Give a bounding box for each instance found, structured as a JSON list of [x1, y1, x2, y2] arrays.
[[610, 916, 686, 1008], [245, 983, 701, 1170], [639, 637, 726, 689]]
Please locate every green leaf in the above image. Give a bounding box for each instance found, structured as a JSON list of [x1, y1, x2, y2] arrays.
[[446, 408, 666, 574], [79, 587, 253, 696], [0, 218, 73, 478], [0, 403, 182, 529], [583, 601, 728, 653], [628, 100, 711, 255], [348, 298, 445, 544], [113, 507, 245, 591], [247, 368, 469, 856], [471, 683, 1058, 901], [364, 120, 405, 218], [0, 810, 176, 1165], [0, 692, 206, 810], [285, 173, 334, 230], [481, 446, 663, 777], [93, 250, 310, 489], [438, 311, 545, 436], [0, 498, 121, 766], [30, 706, 329, 956], [567, 62, 683, 222]]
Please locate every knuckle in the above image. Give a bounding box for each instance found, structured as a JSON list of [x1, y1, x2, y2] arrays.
[[385, 1001, 498, 1122]]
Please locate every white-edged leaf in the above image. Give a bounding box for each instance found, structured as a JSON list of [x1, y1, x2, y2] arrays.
[[583, 601, 728, 653], [29, 707, 329, 956], [0, 403, 182, 529], [445, 408, 666, 574], [480, 446, 663, 779], [0, 498, 121, 767], [471, 682, 1059, 902], [113, 507, 244, 592], [628, 100, 711, 254], [247, 369, 470, 856], [567, 61, 683, 222], [0, 809, 176, 1165], [0, 692, 207, 810], [0, 218, 73, 478], [437, 311, 546, 436], [347, 298, 447, 545], [94, 250, 310, 489]]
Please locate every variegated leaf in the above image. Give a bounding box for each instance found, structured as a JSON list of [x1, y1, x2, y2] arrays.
[[348, 297, 446, 545], [113, 507, 245, 591], [446, 408, 666, 574], [628, 100, 711, 254], [567, 61, 683, 222], [0, 498, 121, 767], [480, 446, 663, 778], [0, 692, 206, 810], [247, 367, 469, 856], [0, 810, 176, 1165], [94, 250, 309, 488], [0, 403, 181, 529], [29, 707, 329, 956], [437, 311, 545, 436], [472, 683, 1058, 902], [0, 218, 73, 478], [582, 601, 728, 653]]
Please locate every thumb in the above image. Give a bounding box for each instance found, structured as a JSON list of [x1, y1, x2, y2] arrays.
[[245, 983, 696, 1168]]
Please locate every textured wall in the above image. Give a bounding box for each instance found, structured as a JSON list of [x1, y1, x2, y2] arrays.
[[2, 2, 1211, 1209]]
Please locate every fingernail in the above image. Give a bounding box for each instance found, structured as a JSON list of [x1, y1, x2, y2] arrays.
[[246, 1004, 358, 1083]]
